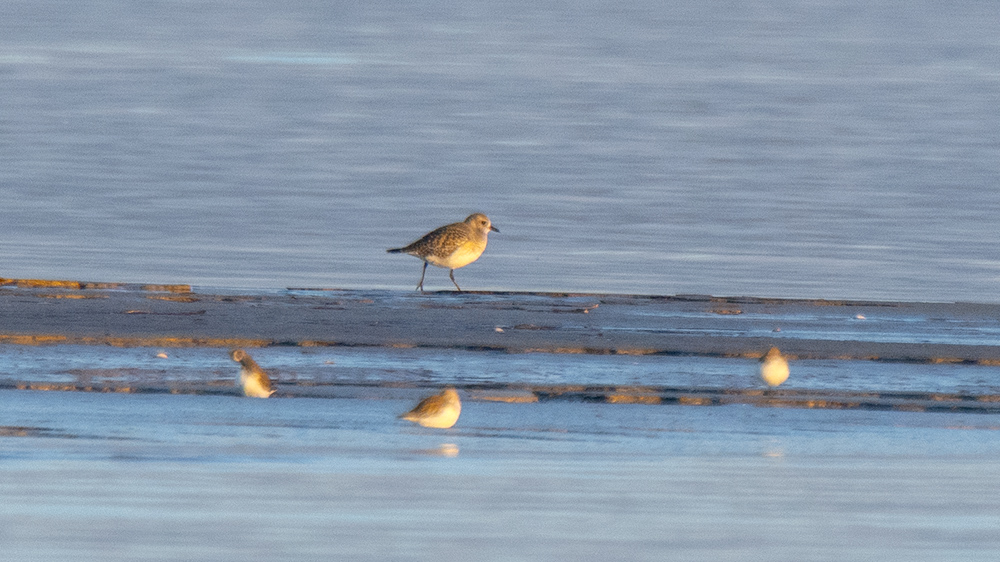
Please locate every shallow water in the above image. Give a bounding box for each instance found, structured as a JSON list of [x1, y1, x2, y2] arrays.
[[3, 343, 1000, 397], [2, 0, 1000, 300], [2, 387, 1000, 561], [3, 337, 1000, 559], [4, 1, 1000, 557]]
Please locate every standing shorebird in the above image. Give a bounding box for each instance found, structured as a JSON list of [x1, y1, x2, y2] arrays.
[[230, 349, 276, 398], [760, 347, 790, 387], [387, 213, 498, 292], [400, 387, 462, 429]]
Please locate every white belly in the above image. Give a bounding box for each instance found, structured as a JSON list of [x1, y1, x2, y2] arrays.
[[760, 358, 790, 387], [425, 243, 485, 270], [240, 370, 274, 398]]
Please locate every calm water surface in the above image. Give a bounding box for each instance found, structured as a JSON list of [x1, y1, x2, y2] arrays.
[[2, 344, 1000, 559], [2, 386, 1000, 561], [3, 2, 1000, 558], [2, 0, 999, 299]]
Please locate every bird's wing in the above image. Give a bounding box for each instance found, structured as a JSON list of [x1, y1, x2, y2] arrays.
[[256, 367, 274, 391], [410, 224, 468, 257], [403, 393, 445, 418]]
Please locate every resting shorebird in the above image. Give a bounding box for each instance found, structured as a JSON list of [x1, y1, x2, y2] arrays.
[[400, 387, 462, 429], [759, 347, 790, 387], [387, 213, 498, 292], [230, 349, 276, 398]]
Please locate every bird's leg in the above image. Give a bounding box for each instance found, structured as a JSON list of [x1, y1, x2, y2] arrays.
[[449, 269, 462, 292], [416, 262, 428, 292]]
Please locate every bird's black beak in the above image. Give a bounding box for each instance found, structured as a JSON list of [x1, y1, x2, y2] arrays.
[[490, 225, 500, 233]]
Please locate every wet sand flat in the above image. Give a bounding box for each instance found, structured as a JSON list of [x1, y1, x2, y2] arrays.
[[2, 281, 1000, 363]]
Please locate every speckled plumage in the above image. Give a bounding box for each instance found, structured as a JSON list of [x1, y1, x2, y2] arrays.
[[230, 349, 275, 398], [400, 387, 462, 429], [387, 213, 498, 292]]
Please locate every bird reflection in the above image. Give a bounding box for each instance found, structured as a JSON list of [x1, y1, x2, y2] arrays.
[[414, 443, 460, 457]]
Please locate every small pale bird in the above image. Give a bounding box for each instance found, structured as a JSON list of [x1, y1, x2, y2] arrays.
[[387, 213, 499, 292], [760, 347, 790, 387], [400, 387, 462, 429], [230, 349, 276, 398]]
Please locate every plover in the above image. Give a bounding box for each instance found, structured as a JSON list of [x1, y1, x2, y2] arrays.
[[387, 213, 498, 292], [759, 347, 790, 387], [400, 387, 462, 429], [230, 349, 276, 398]]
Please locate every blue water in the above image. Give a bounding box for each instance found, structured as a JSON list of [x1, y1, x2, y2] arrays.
[[3, 343, 1000, 396], [2, 0, 999, 300], [2, 310, 1000, 559], [2, 386, 1000, 562], [4, 2, 1000, 558]]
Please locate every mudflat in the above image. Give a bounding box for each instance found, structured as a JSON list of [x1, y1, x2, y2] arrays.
[[2, 279, 999, 363]]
